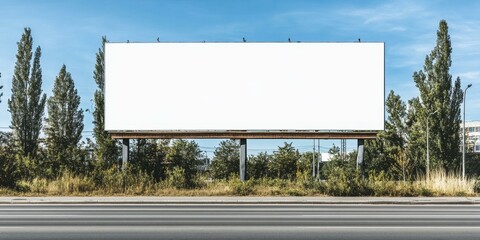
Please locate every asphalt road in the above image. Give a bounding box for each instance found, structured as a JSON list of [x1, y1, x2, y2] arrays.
[[0, 204, 479, 240]]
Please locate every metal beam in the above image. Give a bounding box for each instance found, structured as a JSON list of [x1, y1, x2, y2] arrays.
[[122, 138, 129, 170], [109, 131, 378, 139], [240, 139, 247, 182]]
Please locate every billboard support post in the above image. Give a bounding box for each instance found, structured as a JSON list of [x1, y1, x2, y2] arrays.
[[356, 139, 365, 175], [240, 139, 247, 182], [122, 138, 130, 170]]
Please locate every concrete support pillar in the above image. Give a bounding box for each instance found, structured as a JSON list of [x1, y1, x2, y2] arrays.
[[122, 138, 129, 170], [357, 139, 365, 174], [240, 139, 247, 182]]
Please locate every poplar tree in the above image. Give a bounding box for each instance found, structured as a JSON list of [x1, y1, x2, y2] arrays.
[[93, 36, 117, 167], [8, 28, 46, 157], [413, 20, 463, 170], [45, 65, 84, 173]]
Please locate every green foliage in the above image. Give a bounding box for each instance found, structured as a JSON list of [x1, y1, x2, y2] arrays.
[[131, 139, 167, 181], [403, 97, 427, 175], [247, 152, 270, 179], [364, 137, 389, 174], [89, 165, 153, 194], [163, 167, 187, 189], [466, 153, 480, 177], [8, 27, 47, 158], [322, 167, 355, 196], [227, 176, 255, 196], [210, 140, 240, 179], [297, 151, 314, 179], [165, 139, 202, 187], [320, 150, 355, 179], [0, 132, 19, 188], [474, 177, 480, 193], [412, 20, 463, 171], [269, 142, 300, 180], [320, 150, 372, 196], [328, 144, 340, 154], [93, 36, 117, 167], [365, 92, 416, 181], [45, 65, 84, 176], [365, 20, 465, 181]]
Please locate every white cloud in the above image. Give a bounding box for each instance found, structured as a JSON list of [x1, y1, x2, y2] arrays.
[[457, 71, 480, 81], [340, 2, 426, 25]]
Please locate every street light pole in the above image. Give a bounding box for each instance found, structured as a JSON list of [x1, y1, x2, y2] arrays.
[[427, 117, 429, 181], [463, 83, 472, 181], [426, 109, 438, 181]]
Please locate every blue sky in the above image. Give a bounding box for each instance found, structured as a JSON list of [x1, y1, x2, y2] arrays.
[[0, 0, 479, 156]]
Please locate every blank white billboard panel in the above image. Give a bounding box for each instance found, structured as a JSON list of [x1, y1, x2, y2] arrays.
[[105, 42, 384, 131]]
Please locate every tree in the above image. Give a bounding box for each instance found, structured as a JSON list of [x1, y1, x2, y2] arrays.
[[321, 150, 357, 179], [45, 65, 84, 175], [269, 142, 300, 180], [297, 152, 315, 179], [383, 90, 410, 181], [248, 152, 270, 179], [210, 140, 239, 179], [364, 136, 388, 174], [8, 28, 46, 157], [404, 97, 427, 176], [165, 139, 202, 187], [328, 144, 340, 155], [131, 139, 167, 181], [0, 132, 19, 188], [412, 20, 463, 171], [93, 36, 117, 167], [366, 92, 437, 180]]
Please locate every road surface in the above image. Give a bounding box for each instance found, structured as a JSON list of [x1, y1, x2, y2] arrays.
[[0, 204, 479, 239]]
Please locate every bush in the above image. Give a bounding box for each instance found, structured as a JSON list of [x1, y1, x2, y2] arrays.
[[89, 165, 154, 194], [474, 177, 480, 193], [367, 170, 407, 196], [227, 177, 255, 196], [14, 181, 31, 193], [0, 132, 19, 188], [0, 153, 19, 188], [29, 178, 48, 193], [50, 173, 96, 194], [322, 166, 371, 196], [164, 167, 187, 189]]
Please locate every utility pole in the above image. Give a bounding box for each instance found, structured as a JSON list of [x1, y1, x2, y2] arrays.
[[317, 139, 321, 180], [463, 83, 472, 181], [312, 139, 316, 178]]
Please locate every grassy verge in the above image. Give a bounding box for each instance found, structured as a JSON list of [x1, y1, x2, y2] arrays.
[[417, 169, 477, 196], [0, 169, 478, 197]]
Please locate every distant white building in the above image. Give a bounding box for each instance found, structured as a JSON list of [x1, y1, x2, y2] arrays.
[[462, 121, 480, 153], [321, 153, 333, 162]]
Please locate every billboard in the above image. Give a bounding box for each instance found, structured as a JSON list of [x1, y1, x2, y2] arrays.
[[104, 42, 384, 132]]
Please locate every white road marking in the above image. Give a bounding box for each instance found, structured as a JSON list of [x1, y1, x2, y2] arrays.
[[302, 214, 480, 218], [298, 226, 480, 229]]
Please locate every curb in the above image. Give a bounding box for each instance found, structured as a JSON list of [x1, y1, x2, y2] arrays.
[[1, 197, 479, 205]]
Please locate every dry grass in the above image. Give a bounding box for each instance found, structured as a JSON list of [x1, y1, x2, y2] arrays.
[[417, 169, 476, 196], [0, 169, 477, 197]]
